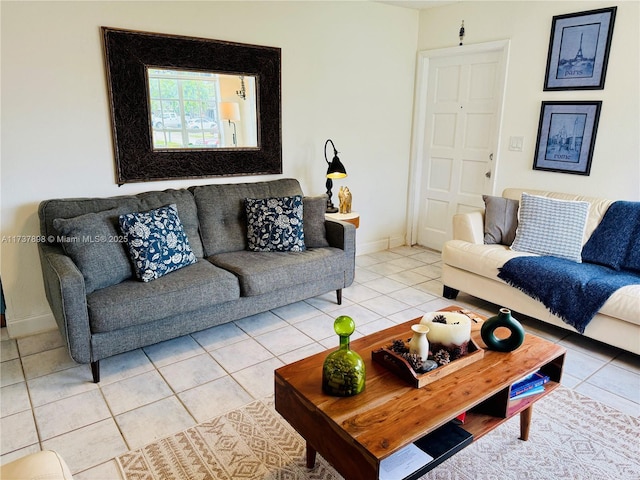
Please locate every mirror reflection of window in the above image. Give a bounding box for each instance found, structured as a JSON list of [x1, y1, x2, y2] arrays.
[[147, 68, 258, 150]]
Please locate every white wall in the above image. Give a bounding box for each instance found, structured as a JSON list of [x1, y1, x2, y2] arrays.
[[417, 1, 640, 200], [5, 1, 637, 337], [0, 1, 419, 335]]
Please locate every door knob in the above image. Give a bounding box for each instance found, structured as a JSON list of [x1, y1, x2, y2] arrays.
[[485, 171, 492, 178]]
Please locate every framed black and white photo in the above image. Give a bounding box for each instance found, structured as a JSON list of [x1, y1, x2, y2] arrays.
[[544, 7, 616, 90], [533, 101, 602, 176]]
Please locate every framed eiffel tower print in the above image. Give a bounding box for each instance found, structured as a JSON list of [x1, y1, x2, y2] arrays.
[[544, 7, 616, 91]]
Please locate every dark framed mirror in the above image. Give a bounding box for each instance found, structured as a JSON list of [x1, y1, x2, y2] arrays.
[[102, 27, 282, 185]]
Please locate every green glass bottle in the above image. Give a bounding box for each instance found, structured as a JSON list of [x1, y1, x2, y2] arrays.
[[322, 315, 366, 396]]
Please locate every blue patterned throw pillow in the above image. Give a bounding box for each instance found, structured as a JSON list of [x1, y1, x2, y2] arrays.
[[511, 193, 590, 263], [119, 204, 197, 282], [245, 195, 305, 252]]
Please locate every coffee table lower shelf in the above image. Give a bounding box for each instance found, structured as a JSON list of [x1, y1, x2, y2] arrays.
[[464, 380, 560, 442], [380, 421, 473, 480]]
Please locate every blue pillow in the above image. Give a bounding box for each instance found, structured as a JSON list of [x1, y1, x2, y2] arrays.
[[582, 201, 640, 271], [624, 221, 640, 273], [119, 204, 197, 282], [245, 195, 305, 252]]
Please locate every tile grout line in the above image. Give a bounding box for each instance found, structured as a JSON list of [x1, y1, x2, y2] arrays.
[[1, 246, 638, 472]]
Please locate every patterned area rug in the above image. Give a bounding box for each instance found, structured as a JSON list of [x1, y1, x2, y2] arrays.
[[117, 386, 639, 480]]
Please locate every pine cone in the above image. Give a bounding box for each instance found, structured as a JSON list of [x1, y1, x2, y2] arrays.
[[432, 314, 447, 324], [449, 345, 463, 361], [401, 352, 424, 372], [390, 339, 408, 354], [434, 349, 450, 366]]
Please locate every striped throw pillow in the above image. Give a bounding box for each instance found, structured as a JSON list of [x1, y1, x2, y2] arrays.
[[511, 193, 590, 263]]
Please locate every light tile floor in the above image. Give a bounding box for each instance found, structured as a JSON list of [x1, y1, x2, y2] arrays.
[[1, 246, 639, 478]]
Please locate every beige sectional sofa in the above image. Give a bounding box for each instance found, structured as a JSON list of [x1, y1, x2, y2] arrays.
[[442, 188, 640, 355]]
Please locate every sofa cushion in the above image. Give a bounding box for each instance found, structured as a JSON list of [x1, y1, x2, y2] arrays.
[[119, 204, 197, 282], [303, 195, 330, 248], [209, 248, 345, 297], [87, 261, 240, 333], [245, 195, 305, 252], [600, 285, 640, 324], [52, 209, 132, 293], [483, 195, 519, 245], [443, 240, 640, 326], [511, 193, 589, 263], [443, 240, 535, 279], [193, 179, 303, 256], [39, 188, 204, 259]]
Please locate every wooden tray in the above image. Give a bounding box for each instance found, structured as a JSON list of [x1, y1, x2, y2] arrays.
[[372, 338, 484, 388]]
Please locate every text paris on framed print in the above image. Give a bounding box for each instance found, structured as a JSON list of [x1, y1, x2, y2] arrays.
[[533, 101, 602, 176], [544, 7, 616, 90]]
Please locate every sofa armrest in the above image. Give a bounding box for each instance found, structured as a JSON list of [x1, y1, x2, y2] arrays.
[[325, 219, 356, 286], [38, 244, 92, 364], [325, 219, 355, 251], [1, 450, 73, 480], [452, 211, 485, 244]]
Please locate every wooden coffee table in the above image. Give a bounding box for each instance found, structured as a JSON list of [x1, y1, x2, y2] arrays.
[[275, 306, 566, 480]]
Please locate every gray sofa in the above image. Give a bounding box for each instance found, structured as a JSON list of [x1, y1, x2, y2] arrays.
[[38, 179, 356, 382]]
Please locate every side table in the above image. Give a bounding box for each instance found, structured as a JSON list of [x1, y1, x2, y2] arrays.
[[326, 212, 360, 228]]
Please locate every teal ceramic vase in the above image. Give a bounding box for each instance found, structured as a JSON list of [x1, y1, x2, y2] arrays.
[[481, 308, 525, 352], [322, 315, 365, 396]]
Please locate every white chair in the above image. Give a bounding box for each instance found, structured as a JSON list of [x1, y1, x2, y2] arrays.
[[1, 450, 73, 480]]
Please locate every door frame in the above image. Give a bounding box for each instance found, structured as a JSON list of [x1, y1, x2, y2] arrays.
[[406, 40, 511, 247]]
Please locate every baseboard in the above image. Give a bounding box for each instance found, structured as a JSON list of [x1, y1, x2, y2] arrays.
[[356, 236, 408, 256], [389, 235, 406, 249], [356, 235, 408, 256], [356, 239, 389, 255], [6, 312, 57, 338]]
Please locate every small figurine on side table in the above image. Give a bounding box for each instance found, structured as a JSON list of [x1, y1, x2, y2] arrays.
[[338, 186, 352, 214]]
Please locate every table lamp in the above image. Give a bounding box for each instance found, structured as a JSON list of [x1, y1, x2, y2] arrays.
[[324, 139, 347, 213], [221, 102, 240, 147]]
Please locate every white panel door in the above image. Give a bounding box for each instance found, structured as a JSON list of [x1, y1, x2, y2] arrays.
[[416, 49, 504, 250]]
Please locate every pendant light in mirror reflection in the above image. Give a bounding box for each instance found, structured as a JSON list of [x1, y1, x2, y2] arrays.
[[147, 68, 258, 150]]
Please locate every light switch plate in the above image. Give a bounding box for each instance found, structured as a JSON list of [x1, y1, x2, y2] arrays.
[[509, 136, 524, 152]]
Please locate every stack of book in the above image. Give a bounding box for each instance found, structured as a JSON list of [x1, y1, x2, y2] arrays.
[[510, 370, 550, 400]]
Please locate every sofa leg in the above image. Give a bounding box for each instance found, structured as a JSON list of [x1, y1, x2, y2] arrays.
[[336, 289, 342, 305], [91, 361, 100, 383], [443, 286, 459, 300]]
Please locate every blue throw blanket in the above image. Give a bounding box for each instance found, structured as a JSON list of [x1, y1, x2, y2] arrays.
[[498, 257, 639, 333], [498, 201, 640, 333]]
